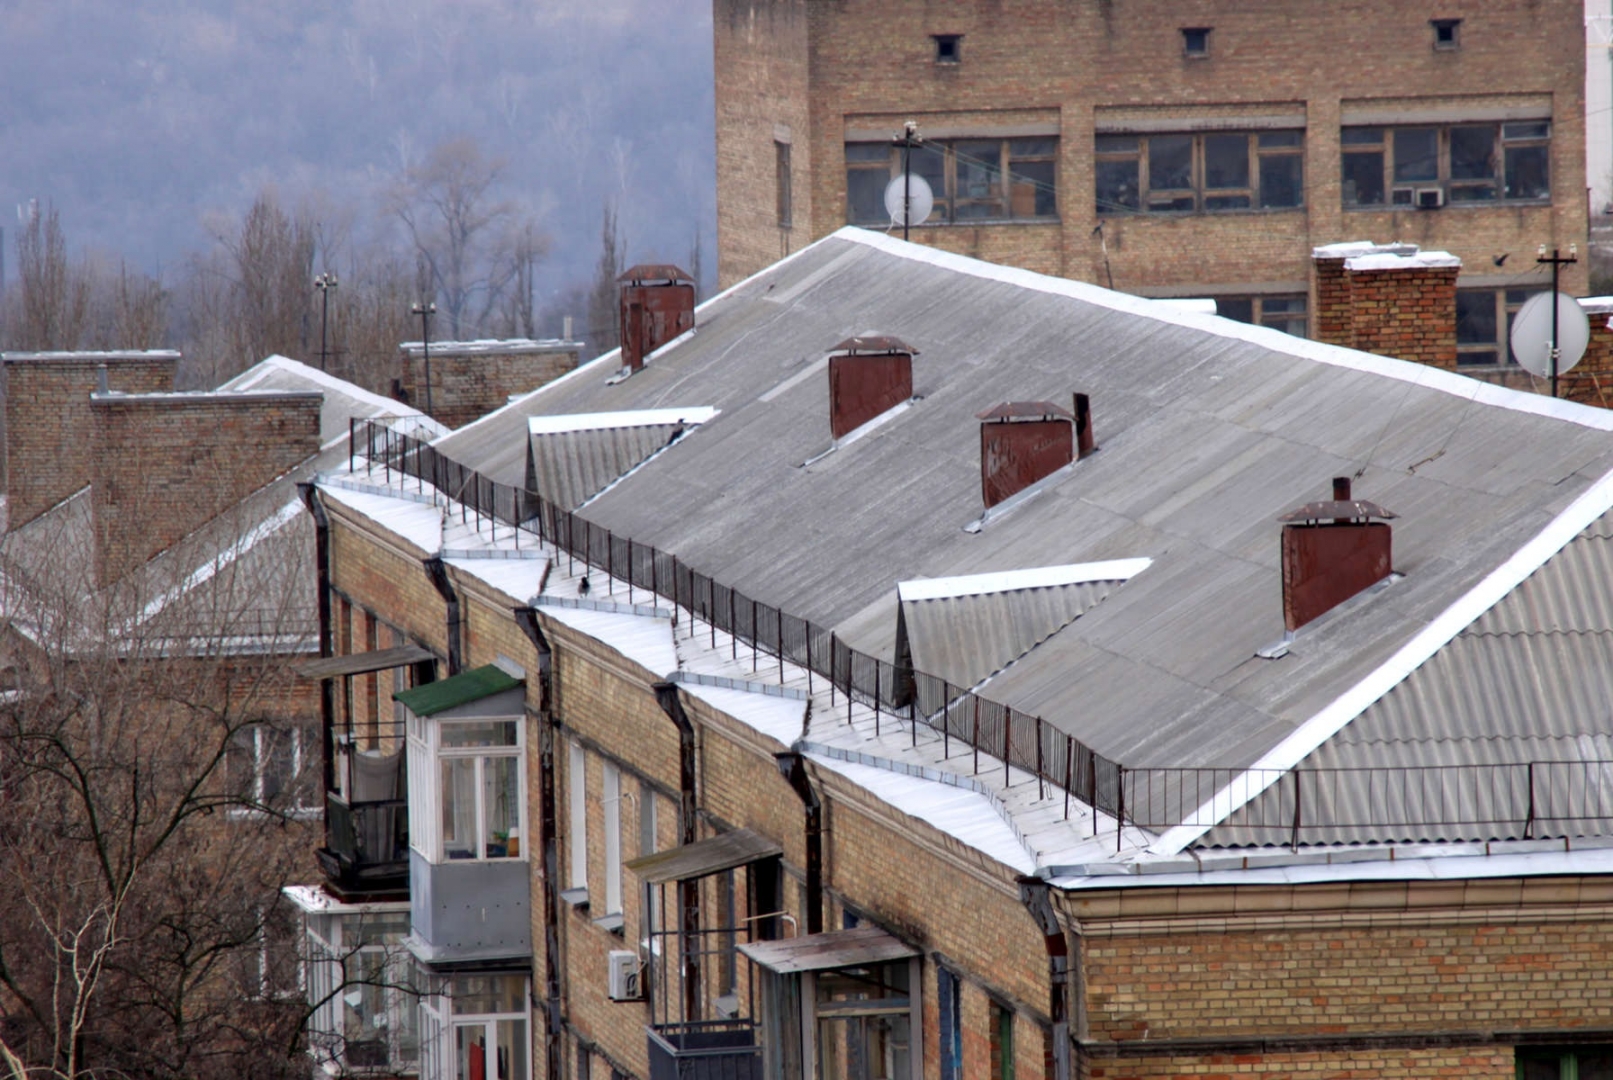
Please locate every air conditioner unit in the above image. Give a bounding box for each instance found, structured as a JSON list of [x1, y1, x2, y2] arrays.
[[1415, 187, 1445, 209], [1390, 186, 1417, 206], [608, 950, 643, 1001]]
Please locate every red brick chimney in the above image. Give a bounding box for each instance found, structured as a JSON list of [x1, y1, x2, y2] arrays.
[[977, 399, 1079, 509], [3, 351, 179, 530], [90, 390, 322, 584], [827, 335, 917, 440], [1279, 477, 1396, 631], [618, 265, 695, 373], [1311, 242, 1460, 370]]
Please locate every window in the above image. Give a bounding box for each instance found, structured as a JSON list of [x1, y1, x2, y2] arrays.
[[1212, 294, 1309, 337], [776, 140, 793, 228], [602, 761, 623, 918], [229, 720, 319, 816], [937, 967, 962, 1080], [302, 908, 417, 1075], [814, 960, 915, 1080], [1457, 288, 1530, 367], [846, 137, 1057, 225], [1431, 18, 1461, 50], [1181, 27, 1211, 57], [421, 974, 529, 1080], [933, 34, 961, 63], [436, 719, 521, 861], [568, 740, 588, 894], [1341, 121, 1551, 207], [989, 1000, 1015, 1080], [1518, 1047, 1613, 1080], [1096, 130, 1302, 214]]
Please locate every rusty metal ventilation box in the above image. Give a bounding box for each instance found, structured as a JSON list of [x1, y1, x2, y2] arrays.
[[1279, 477, 1396, 631], [977, 400, 1077, 509], [826, 335, 916, 439], [618, 264, 695, 372]]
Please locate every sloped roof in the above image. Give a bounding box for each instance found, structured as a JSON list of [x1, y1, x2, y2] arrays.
[[422, 228, 1613, 846], [394, 664, 522, 716]]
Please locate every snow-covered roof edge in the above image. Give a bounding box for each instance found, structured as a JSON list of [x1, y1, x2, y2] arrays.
[[1148, 464, 1613, 857], [528, 406, 719, 436], [898, 558, 1151, 602]]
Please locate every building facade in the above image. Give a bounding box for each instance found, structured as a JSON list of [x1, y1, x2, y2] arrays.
[[287, 231, 1613, 1080], [715, 0, 1589, 366]]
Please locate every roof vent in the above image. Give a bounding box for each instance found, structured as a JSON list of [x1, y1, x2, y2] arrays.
[[976, 396, 1092, 510], [1278, 477, 1397, 631], [618, 264, 695, 373], [827, 335, 917, 439]]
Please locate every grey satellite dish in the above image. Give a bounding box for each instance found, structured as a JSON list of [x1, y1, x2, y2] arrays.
[[884, 173, 933, 229], [1510, 291, 1590, 378]]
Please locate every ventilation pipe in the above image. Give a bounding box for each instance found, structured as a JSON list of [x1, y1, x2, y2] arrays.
[[514, 608, 563, 1080], [653, 682, 702, 1023], [977, 400, 1078, 509], [827, 335, 917, 439], [1278, 477, 1396, 630], [776, 751, 824, 935], [619, 265, 696, 372]]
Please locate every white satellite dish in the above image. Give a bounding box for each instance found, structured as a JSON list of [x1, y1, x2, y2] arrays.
[[884, 173, 933, 229], [1510, 291, 1590, 378]]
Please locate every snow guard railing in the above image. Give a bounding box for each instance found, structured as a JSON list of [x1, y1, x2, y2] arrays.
[[349, 420, 1613, 851]]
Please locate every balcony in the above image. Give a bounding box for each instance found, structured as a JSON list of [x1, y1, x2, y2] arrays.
[[317, 793, 409, 896], [647, 1020, 761, 1080]]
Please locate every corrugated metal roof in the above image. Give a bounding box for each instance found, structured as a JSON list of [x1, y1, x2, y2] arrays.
[[1205, 511, 1613, 847], [427, 228, 1613, 841], [903, 580, 1117, 691], [738, 926, 918, 974], [530, 422, 688, 511], [394, 664, 522, 716], [625, 829, 781, 883]]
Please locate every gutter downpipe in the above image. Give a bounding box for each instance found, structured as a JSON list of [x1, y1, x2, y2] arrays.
[[1020, 877, 1072, 1080], [653, 681, 701, 1024], [513, 608, 562, 1080], [776, 751, 824, 934], [424, 556, 462, 675], [297, 483, 338, 804]]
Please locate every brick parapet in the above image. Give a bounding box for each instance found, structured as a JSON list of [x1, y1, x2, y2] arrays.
[[397, 343, 580, 430], [1344, 264, 1460, 370], [90, 391, 321, 583], [3, 352, 178, 529]]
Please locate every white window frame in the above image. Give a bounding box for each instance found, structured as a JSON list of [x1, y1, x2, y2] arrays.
[[602, 762, 623, 916], [406, 714, 526, 864], [568, 740, 588, 892], [297, 901, 416, 1076], [419, 975, 532, 1080], [230, 720, 320, 819]]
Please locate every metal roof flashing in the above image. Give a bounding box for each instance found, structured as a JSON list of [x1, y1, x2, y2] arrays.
[[963, 459, 1078, 533]]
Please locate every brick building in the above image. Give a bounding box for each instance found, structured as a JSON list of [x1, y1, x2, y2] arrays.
[[288, 230, 1613, 1080], [397, 338, 582, 430], [715, 0, 1588, 376]]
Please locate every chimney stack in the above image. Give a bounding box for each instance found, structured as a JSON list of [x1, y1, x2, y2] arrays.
[[2, 350, 179, 530], [977, 400, 1078, 509], [826, 335, 917, 440], [618, 265, 696, 373], [1278, 478, 1396, 631], [1311, 241, 1461, 370]]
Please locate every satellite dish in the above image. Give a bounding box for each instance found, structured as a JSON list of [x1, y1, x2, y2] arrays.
[[884, 174, 933, 229], [1509, 291, 1590, 378]]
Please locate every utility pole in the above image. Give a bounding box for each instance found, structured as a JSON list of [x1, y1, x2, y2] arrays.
[[314, 273, 338, 372], [411, 300, 437, 417], [892, 120, 923, 241], [1535, 244, 1579, 398]]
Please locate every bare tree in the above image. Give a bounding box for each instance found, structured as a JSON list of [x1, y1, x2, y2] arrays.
[[3, 203, 91, 352], [387, 137, 546, 340], [586, 202, 624, 356]]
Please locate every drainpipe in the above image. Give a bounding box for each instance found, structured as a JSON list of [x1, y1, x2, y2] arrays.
[[775, 751, 823, 935], [298, 483, 337, 800], [423, 556, 462, 675], [1019, 877, 1071, 1080], [652, 681, 700, 1024], [514, 608, 562, 1080]]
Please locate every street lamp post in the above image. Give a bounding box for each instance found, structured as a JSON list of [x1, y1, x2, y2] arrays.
[[314, 273, 338, 372], [411, 301, 437, 417]]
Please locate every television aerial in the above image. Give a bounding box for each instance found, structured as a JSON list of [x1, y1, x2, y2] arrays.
[[884, 173, 933, 231], [1509, 290, 1589, 384]]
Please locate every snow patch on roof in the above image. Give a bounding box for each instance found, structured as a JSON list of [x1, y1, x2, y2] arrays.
[[528, 406, 719, 436], [535, 601, 679, 679], [898, 559, 1151, 602], [1345, 250, 1461, 272]]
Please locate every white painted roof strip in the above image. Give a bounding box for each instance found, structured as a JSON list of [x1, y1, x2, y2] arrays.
[[1344, 250, 1462, 271], [835, 228, 1613, 432], [678, 681, 807, 747], [445, 556, 550, 606], [534, 603, 679, 679], [898, 559, 1151, 602], [1149, 463, 1613, 857], [527, 406, 719, 436]]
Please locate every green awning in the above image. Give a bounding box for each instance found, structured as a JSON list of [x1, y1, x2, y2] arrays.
[[393, 664, 523, 717]]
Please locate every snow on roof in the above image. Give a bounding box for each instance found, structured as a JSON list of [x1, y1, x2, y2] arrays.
[[319, 481, 445, 554], [527, 406, 719, 437], [400, 337, 581, 355], [1153, 298, 1217, 315], [534, 601, 679, 679], [1310, 240, 1418, 259], [444, 555, 550, 606], [678, 680, 807, 746], [1344, 250, 1462, 271], [1580, 296, 1613, 316], [897, 559, 1151, 602]]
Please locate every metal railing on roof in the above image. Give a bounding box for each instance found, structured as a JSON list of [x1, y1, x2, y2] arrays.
[[347, 420, 1613, 850]]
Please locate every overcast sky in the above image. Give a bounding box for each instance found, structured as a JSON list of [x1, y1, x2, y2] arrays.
[[0, 0, 715, 309]]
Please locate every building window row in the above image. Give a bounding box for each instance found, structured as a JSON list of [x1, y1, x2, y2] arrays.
[[228, 720, 320, 816], [847, 137, 1058, 225], [1457, 287, 1530, 368], [1096, 129, 1303, 214], [1213, 294, 1309, 338], [1341, 122, 1550, 208]]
